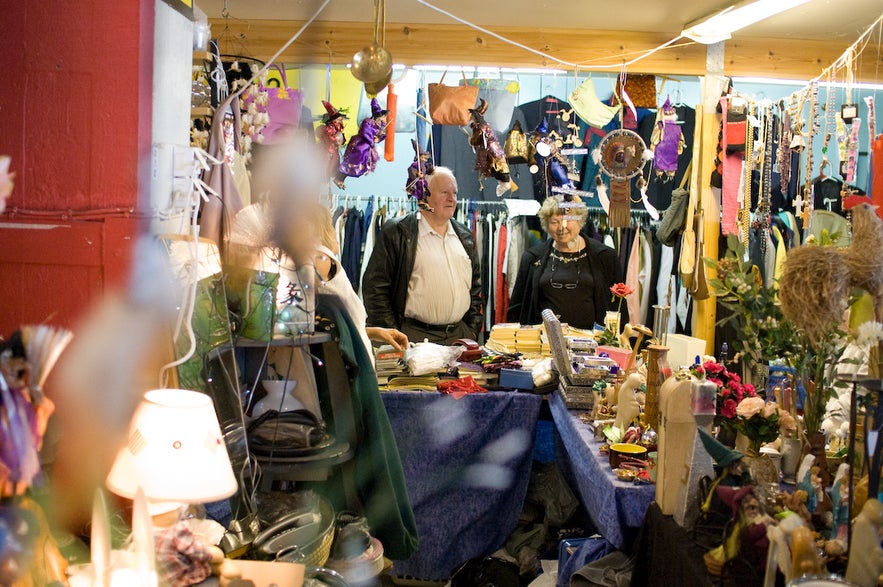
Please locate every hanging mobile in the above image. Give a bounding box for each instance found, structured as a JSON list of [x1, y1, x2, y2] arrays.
[[593, 128, 652, 227]]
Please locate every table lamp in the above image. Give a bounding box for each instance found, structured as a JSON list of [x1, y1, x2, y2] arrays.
[[106, 388, 238, 508]]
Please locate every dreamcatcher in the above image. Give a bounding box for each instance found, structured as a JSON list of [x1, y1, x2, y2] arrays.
[[593, 128, 654, 227]]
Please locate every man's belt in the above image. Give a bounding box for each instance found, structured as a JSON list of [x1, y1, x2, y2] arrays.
[[404, 317, 461, 334]]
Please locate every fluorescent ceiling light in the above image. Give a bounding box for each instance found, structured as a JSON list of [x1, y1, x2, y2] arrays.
[[681, 0, 811, 44]]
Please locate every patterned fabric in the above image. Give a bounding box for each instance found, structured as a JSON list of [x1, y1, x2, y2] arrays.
[[154, 522, 214, 587], [549, 391, 655, 550], [382, 391, 542, 580]]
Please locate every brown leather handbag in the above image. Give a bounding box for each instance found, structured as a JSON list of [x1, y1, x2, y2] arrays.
[[428, 70, 479, 126]]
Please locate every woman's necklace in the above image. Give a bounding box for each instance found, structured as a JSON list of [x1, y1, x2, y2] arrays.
[[551, 238, 586, 262]]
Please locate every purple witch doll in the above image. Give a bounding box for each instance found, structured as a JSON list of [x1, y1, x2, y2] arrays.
[[405, 139, 434, 210], [334, 97, 388, 189], [650, 97, 685, 181]]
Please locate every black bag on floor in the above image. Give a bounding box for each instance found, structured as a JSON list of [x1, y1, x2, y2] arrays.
[[450, 556, 521, 587]]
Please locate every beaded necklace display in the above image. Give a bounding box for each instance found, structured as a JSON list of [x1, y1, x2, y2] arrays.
[[821, 70, 837, 178], [777, 99, 792, 196], [755, 103, 774, 255], [800, 81, 821, 229], [739, 99, 755, 245]]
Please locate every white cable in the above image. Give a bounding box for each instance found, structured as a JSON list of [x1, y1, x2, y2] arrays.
[[229, 0, 333, 101], [414, 0, 684, 70]]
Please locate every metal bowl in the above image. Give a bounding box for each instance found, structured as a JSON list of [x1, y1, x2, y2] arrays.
[[350, 42, 392, 83]]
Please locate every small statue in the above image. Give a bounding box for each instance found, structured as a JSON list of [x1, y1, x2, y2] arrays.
[[614, 372, 643, 432], [846, 498, 883, 587], [704, 485, 774, 578]]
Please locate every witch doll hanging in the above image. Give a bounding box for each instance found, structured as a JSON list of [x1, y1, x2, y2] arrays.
[[405, 139, 434, 207], [468, 98, 512, 197], [650, 97, 685, 182], [530, 118, 575, 199], [334, 97, 388, 189], [315, 100, 348, 182]]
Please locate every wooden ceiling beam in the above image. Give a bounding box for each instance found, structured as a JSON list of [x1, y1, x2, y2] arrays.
[[209, 19, 883, 82]]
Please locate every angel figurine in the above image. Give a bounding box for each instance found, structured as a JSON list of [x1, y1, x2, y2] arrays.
[[315, 100, 347, 182], [468, 98, 511, 197], [334, 98, 388, 189]]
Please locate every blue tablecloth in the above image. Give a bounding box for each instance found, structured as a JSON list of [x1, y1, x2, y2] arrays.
[[380, 390, 543, 581], [549, 390, 655, 551]]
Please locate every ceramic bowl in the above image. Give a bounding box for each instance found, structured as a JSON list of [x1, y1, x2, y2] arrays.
[[608, 443, 647, 469]]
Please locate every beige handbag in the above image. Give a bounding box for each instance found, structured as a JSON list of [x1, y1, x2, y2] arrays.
[[428, 70, 479, 126]]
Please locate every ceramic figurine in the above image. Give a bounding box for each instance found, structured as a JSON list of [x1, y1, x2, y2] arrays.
[[846, 498, 883, 587]]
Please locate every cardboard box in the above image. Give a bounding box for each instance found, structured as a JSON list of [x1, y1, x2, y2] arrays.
[[596, 345, 631, 370], [665, 334, 707, 371]]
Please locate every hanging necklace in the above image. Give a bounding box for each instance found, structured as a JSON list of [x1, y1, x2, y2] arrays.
[[739, 98, 755, 246]]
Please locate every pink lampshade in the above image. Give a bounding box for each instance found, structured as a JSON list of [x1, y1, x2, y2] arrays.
[[106, 389, 237, 504]]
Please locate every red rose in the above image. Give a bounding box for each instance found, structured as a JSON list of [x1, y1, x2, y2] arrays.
[[609, 283, 634, 298]]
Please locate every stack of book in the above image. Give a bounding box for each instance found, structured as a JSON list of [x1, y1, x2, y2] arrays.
[[374, 345, 407, 385], [455, 362, 499, 387], [486, 323, 548, 358]]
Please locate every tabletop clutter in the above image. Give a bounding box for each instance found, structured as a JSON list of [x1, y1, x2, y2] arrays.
[[516, 300, 883, 587]]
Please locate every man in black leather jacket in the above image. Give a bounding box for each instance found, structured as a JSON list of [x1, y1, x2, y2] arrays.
[[362, 167, 483, 344]]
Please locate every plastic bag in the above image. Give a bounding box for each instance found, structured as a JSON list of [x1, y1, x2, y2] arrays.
[[405, 341, 463, 376]]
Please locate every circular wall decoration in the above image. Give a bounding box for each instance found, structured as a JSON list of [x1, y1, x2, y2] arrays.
[[597, 128, 648, 180]]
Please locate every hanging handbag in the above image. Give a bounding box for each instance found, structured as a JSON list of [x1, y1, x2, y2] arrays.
[[615, 74, 658, 109], [504, 120, 529, 164], [241, 65, 304, 145], [428, 70, 479, 126], [656, 162, 692, 246], [678, 175, 698, 289]]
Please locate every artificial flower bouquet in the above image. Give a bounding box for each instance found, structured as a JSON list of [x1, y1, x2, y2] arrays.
[[690, 360, 757, 429]]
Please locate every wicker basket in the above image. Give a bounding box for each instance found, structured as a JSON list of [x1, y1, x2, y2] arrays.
[[272, 496, 336, 567]]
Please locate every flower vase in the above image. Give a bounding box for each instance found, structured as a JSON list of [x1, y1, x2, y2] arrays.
[[604, 311, 621, 337], [716, 425, 737, 448], [780, 436, 802, 484], [735, 433, 778, 498], [802, 430, 830, 489]]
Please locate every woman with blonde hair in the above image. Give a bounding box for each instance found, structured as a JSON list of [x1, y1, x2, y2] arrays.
[[507, 195, 621, 329], [308, 204, 408, 359]]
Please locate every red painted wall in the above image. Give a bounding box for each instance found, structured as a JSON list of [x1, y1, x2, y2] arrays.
[[0, 0, 154, 334]]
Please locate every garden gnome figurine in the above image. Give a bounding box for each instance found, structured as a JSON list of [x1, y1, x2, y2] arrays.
[[846, 498, 883, 587]]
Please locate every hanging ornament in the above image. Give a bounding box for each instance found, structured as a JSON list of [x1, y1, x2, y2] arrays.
[[351, 0, 392, 84], [595, 128, 650, 228]]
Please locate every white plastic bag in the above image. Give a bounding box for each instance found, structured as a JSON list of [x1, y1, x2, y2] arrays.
[[406, 342, 462, 376]]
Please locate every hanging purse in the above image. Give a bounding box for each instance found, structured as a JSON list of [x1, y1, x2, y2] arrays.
[[504, 120, 529, 164], [678, 176, 698, 289], [241, 65, 304, 145], [428, 70, 479, 126], [615, 74, 658, 109], [656, 162, 692, 246]]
